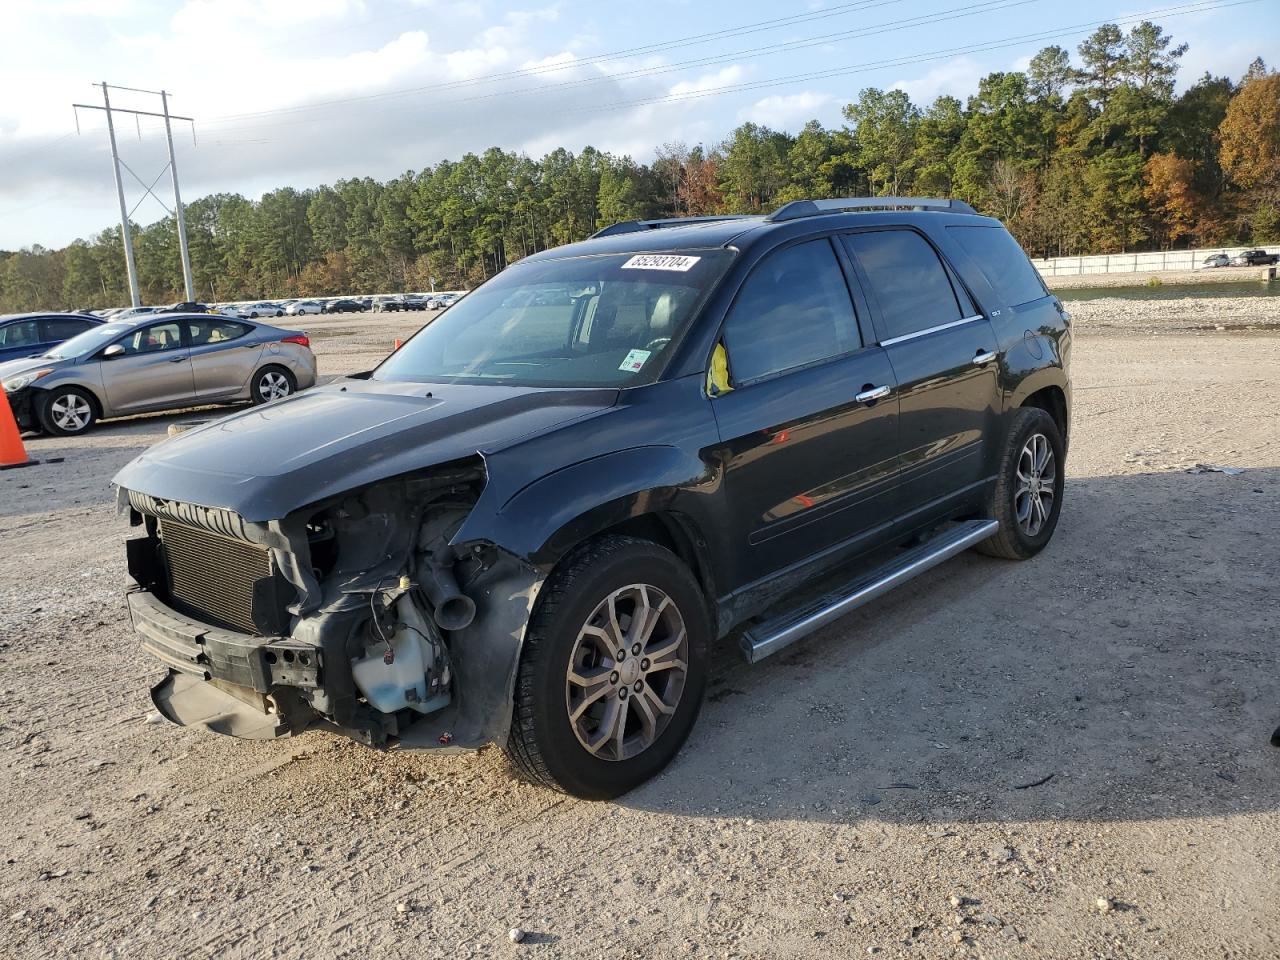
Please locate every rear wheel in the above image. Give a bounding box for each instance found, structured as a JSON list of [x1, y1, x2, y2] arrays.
[[977, 407, 1065, 560], [251, 365, 296, 404], [37, 386, 97, 436], [505, 536, 709, 799]]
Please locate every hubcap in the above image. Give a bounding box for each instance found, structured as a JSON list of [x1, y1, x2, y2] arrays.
[[51, 394, 91, 431], [564, 584, 688, 762], [259, 372, 291, 401], [1014, 433, 1056, 537]]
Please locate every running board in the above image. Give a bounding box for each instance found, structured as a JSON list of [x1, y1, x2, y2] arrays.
[[739, 519, 999, 664]]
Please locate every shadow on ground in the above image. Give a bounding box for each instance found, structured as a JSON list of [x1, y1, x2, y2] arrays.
[[610, 467, 1279, 827]]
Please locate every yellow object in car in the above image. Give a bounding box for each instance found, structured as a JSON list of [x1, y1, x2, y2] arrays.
[[707, 341, 732, 396]]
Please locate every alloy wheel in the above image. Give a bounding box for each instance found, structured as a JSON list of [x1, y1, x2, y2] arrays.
[[564, 583, 688, 762], [1014, 432, 1056, 536], [259, 371, 292, 401], [50, 393, 92, 432]]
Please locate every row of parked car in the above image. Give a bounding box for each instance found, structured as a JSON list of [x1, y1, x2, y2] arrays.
[[0, 308, 317, 436], [0, 290, 471, 433], [86, 291, 466, 322], [1202, 249, 1279, 268]]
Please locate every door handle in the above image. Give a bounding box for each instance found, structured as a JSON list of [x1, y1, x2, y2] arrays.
[[855, 384, 891, 404], [972, 351, 997, 367], [169, 355, 188, 363]]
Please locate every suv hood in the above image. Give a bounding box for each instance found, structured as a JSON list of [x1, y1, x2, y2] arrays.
[[113, 378, 619, 521]]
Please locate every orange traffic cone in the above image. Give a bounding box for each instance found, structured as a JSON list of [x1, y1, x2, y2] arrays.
[[0, 389, 35, 470], [394, 339, 402, 351]]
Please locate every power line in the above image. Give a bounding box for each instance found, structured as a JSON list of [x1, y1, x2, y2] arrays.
[[205, 0, 1045, 135], [205, 0, 912, 125], [71, 84, 198, 305], [200, 0, 1248, 143], [562, 0, 1260, 116]]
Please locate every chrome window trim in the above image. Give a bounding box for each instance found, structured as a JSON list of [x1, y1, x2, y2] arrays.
[[879, 314, 985, 347]]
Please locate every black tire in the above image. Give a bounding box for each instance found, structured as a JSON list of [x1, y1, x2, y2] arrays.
[[37, 386, 97, 436], [250, 365, 297, 405], [249, 312, 261, 319], [505, 536, 710, 800], [976, 407, 1065, 560], [275, 311, 283, 318]]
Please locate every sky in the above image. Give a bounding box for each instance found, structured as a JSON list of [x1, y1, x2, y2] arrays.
[[0, 0, 1275, 250]]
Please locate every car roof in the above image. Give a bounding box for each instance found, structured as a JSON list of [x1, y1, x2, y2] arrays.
[[0, 311, 101, 323], [522, 217, 766, 263], [519, 207, 999, 264], [96, 312, 256, 329]]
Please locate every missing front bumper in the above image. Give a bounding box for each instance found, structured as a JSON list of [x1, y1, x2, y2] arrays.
[[152, 671, 292, 740]]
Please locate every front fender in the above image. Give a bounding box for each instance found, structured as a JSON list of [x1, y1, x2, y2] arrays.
[[454, 444, 719, 567]]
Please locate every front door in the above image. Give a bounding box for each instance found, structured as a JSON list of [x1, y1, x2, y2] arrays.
[[841, 228, 1002, 521], [712, 236, 901, 593], [98, 318, 196, 414]]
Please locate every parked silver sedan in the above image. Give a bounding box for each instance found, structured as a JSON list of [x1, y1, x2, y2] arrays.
[[0, 313, 316, 436]]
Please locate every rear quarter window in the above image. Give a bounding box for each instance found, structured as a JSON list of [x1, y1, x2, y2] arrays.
[[947, 226, 1047, 307]]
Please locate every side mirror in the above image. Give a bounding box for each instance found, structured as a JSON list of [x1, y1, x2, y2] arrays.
[[101, 343, 125, 359]]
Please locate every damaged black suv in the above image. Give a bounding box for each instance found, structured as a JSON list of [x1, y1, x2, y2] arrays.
[[116, 197, 1071, 799]]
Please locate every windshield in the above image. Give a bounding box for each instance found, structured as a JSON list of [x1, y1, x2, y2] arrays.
[[375, 250, 733, 388], [45, 322, 132, 359]]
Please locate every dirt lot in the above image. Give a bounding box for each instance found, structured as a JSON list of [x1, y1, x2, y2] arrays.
[[2, 300, 1278, 959]]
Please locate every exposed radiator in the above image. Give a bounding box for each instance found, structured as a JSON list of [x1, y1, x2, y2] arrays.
[[158, 519, 275, 635]]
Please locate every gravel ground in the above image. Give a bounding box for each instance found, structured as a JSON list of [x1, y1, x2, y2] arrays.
[[1, 300, 1278, 959]]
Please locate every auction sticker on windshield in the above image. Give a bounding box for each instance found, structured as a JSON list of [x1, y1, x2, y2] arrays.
[[619, 348, 651, 372], [620, 254, 701, 272]]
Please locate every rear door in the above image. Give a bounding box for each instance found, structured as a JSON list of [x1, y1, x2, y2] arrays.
[[40, 315, 97, 348], [841, 228, 1002, 521], [712, 236, 900, 591], [185, 317, 261, 399], [98, 318, 196, 413]]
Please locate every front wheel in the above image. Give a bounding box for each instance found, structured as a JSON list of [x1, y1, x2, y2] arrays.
[[505, 536, 709, 800], [251, 365, 296, 404], [976, 407, 1065, 560], [38, 386, 97, 436]]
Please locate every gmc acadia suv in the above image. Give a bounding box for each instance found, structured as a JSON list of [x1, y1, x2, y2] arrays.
[[114, 197, 1071, 799]]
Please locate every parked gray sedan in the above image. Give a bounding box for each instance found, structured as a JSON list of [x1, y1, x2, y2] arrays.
[[0, 313, 316, 436]]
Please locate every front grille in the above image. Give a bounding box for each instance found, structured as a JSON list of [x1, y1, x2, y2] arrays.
[[158, 520, 277, 635]]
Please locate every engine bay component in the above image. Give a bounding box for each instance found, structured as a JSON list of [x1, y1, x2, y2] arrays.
[[351, 590, 452, 715]]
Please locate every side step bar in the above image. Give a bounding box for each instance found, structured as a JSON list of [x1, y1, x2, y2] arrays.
[[739, 519, 999, 664]]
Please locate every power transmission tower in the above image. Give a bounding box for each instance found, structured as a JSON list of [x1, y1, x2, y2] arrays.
[[73, 83, 196, 307]]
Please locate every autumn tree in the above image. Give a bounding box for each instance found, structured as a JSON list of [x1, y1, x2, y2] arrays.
[[1143, 152, 1206, 246], [1219, 67, 1280, 240]]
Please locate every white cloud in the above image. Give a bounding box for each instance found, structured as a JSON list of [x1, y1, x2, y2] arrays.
[[739, 91, 832, 130], [172, 0, 366, 36], [668, 65, 745, 98], [891, 56, 987, 105]]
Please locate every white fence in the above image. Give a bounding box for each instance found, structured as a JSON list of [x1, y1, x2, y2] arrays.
[[1030, 246, 1279, 277]]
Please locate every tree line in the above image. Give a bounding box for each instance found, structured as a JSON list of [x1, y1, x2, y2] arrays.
[[2, 24, 1277, 312]]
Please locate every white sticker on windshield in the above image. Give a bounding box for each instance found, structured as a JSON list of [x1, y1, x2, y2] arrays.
[[620, 254, 701, 272], [619, 348, 651, 373]]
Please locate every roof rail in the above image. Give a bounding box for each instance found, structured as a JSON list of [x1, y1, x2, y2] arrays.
[[766, 197, 977, 222], [589, 214, 753, 239]]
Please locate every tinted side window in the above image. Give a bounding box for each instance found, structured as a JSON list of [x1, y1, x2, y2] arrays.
[[187, 319, 249, 346], [722, 239, 858, 384], [844, 230, 963, 341], [0, 320, 41, 346], [947, 225, 1047, 306], [41, 317, 95, 341], [119, 321, 184, 355]]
